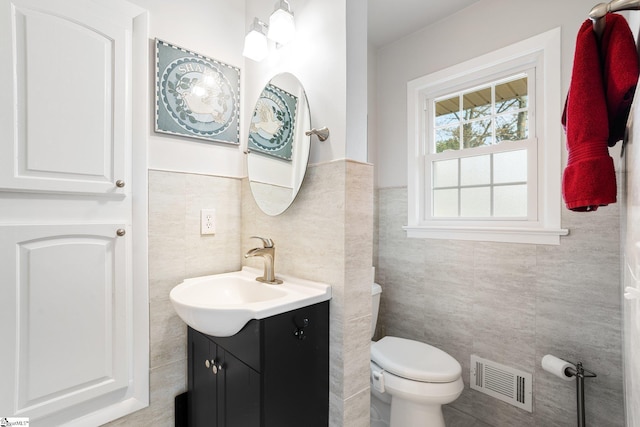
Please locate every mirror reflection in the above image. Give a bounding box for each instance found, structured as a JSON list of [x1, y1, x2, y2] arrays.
[[247, 72, 311, 216]]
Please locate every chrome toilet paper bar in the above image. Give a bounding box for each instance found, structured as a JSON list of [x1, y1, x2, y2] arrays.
[[542, 354, 596, 427]]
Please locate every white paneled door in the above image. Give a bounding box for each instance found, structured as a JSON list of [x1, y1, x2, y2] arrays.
[[0, 0, 148, 425]]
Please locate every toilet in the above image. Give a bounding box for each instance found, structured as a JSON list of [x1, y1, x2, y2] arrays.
[[370, 282, 464, 427]]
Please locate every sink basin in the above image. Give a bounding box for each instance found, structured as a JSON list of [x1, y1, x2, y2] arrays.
[[170, 266, 331, 337]]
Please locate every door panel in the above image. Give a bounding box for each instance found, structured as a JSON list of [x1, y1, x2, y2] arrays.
[[0, 224, 129, 419], [0, 0, 128, 195], [0, 0, 147, 424]]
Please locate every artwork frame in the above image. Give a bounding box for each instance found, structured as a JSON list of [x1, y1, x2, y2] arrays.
[[155, 39, 240, 144], [248, 83, 298, 161]]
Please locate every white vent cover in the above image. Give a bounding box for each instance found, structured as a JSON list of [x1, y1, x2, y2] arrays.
[[470, 355, 532, 412]]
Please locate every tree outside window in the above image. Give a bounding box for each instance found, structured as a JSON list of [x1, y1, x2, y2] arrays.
[[434, 76, 528, 153]]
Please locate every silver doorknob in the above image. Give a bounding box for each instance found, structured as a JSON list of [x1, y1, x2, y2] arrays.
[[116, 229, 126, 237], [116, 180, 125, 188]]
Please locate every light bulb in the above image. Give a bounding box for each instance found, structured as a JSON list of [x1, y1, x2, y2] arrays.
[[267, 1, 295, 45], [242, 19, 268, 62]]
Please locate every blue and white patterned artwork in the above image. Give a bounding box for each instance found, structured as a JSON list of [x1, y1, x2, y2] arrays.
[[155, 39, 240, 144], [248, 84, 298, 160]]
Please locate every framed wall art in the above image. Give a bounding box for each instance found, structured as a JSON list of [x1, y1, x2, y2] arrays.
[[155, 39, 240, 144], [248, 83, 298, 160]]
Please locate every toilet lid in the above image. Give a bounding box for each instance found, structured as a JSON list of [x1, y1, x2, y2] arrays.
[[371, 336, 461, 383]]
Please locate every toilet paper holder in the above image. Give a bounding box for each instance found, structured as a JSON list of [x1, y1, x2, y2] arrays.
[[566, 362, 597, 427], [542, 355, 596, 427]]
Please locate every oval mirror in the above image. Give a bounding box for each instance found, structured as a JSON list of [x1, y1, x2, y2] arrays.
[[247, 73, 311, 215]]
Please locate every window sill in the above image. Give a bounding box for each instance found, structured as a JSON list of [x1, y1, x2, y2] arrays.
[[403, 225, 569, 245]]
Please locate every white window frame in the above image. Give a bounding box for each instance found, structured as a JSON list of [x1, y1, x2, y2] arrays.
[[405, 28, 568, 245]]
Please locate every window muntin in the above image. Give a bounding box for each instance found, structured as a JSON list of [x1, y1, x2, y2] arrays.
[[431, 148, 529, 219]]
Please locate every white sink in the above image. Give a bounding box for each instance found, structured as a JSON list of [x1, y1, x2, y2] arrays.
[[170, 266, 331, 337]]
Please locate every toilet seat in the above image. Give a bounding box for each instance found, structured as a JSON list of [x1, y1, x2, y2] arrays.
[[371, 336, 461, 383]]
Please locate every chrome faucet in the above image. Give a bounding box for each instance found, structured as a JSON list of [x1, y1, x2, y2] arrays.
[[244, 236, 283, 284]]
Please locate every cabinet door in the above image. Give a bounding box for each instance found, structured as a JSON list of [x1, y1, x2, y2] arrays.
[[190, 330, 218, 427], [189, 329, 261, 427], [0, 0, 131, 195], [0, 224, 129, 419], [220, 347, 260, 427], [263, 302, 329, 427]]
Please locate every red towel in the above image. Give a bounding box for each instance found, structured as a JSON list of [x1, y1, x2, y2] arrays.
[[562, 13, 639, 212]]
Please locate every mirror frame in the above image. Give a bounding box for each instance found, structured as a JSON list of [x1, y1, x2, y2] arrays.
[[247, 72, 311, 216]]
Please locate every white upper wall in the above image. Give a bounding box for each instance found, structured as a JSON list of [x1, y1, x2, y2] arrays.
[[373, 0, 597, 188], [131, 0, 366, 176], [130, 0, 246, 177], [244, 0, 349, 165], [346, 0, 368, 162]]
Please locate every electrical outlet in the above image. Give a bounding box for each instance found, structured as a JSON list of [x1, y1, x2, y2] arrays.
[[200, 209, 216, 235]]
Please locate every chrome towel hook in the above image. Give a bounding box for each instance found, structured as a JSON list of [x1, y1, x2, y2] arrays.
[[305, 126, 330, 141]]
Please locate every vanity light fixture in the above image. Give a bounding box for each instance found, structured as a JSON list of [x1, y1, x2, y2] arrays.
[[243, 1, 295, 62], [267, 0, 295, 45], [242, 18, 268, 62]]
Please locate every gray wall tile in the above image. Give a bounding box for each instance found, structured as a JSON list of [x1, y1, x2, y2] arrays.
[[375, 187, 624, 427]]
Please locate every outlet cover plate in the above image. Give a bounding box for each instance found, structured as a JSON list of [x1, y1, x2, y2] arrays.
[[201, 209, 216, 235]]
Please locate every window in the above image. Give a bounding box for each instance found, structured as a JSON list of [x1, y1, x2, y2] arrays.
[[405, 28, 567, 244], [431, 74, 532, 219]]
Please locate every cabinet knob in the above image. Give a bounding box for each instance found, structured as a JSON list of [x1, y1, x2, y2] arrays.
[[205, 360, 211, 369], [212, 362, 223, 374], [293, 317, 310, 340], [116, 180, 125, 188], [116, 229, 126, 237]]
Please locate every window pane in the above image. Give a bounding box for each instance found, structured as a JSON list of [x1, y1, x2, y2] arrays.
[[495, 77, 528, 113], [496, 112, 528, 142], [460, 154, 490, 186], [494, 184, 527, 217], [461, 187, 491, 217], [433, 159, 458, 188], [433, 189, 458, 217], [463, 87, 491, 119], [494, 150, 527, 183], [435, 96, 459, 127], [463, 119, 492, 148], [435, 125, 460, 153]]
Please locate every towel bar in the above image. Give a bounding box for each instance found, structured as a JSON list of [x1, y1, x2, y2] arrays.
[[590, 0, 640, 37]]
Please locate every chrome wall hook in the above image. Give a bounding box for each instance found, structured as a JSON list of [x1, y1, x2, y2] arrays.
[[305, 126, 330, 141]]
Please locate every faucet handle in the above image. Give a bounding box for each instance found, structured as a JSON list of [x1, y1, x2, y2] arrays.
[[250, 236, 274, 248]]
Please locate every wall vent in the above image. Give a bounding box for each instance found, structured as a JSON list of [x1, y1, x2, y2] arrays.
[[470, 355, 532, 412]]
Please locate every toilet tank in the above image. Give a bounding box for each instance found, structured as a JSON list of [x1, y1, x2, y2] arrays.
[[371, 283, 382, 338]]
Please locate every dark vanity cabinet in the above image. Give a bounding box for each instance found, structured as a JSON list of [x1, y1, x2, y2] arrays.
[[189, 329, 261, 426], [186, 301, 329, 427]]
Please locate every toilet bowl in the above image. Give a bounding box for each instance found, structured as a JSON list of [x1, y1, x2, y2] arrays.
[[370, 282, 463, 427]]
